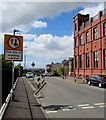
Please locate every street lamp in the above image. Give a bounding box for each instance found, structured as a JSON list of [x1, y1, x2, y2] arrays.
[[24, 46, 27, 70], [31, 62, 35, 80], [13, 29, 20, 35]]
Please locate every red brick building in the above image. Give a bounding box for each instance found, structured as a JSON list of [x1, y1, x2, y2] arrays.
[[74, 8, 106, 79]]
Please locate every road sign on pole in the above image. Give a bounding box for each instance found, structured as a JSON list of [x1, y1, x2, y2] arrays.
[[31, 62, 35, 67], [4, 34, 23, 61]]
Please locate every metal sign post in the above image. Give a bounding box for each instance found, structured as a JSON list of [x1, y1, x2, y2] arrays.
[[4, 30, 23, 101], [11, 61, 14, 101], [31, 62, 35, 80]]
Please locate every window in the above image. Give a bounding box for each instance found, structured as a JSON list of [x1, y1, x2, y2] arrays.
[[86, 53, 90, 68], [79, 35, 82, 45], [75, 56, 78, 68], [104, 49, 106, 68], [94, 51, 98, 68], [104, 22, 106, 36], [93, 27, 98, 40], [79, 55, 82, 68], [75, 56, 77, 68], [86, 32, 89, 43]]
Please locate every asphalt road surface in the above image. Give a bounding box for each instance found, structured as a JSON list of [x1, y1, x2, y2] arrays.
[[37, 77, 106, 119]]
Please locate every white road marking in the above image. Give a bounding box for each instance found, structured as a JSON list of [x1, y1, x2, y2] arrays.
[[27, 80, 36, 91], [81, 106, 95, 109], [94, 103, 105, 105], [62, 109, 71, 111], [99, 106, 106, 108], [46, 111, 57, 113], [78, 104, 90, 107]]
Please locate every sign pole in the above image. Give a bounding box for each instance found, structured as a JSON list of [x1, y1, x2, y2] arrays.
[[11, 30, 15, 101], [11, 29, 20, 101], [11, 61, 14, 101]]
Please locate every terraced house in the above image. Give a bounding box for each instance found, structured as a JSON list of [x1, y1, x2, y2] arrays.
[[74, 7, 106, 79]]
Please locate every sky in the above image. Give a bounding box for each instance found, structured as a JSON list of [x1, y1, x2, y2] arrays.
[[0, 1, 105, 68]]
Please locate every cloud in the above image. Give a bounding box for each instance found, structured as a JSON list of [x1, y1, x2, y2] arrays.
[[79, 3, 104, 17], [1, 2, 91, 32], [24, 33, 74, 59], [0, 0, 106, 2], [1, 2, 104, 33], [33, 21, 47, 29], [23, 34, 36, 41]]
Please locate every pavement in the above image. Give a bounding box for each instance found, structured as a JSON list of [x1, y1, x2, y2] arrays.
[[61, 76, 86, 84], [3, 77, 48, 120]]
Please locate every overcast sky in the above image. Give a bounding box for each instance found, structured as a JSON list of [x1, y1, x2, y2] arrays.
[[0, 1, 105, 68]]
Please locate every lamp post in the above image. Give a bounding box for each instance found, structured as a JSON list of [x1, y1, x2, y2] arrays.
[[24, 46, 27, 70], [31, 62, 35, 80], [13, 29, 20, 35]]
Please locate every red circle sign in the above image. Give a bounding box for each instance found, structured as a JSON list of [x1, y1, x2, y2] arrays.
[[8, 37, 20, 49]]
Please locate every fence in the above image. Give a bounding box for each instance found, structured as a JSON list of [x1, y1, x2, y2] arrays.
[[2, 64, 18, 104]]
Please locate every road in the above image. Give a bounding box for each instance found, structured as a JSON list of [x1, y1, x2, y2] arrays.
[[37, 77, 105, 119]]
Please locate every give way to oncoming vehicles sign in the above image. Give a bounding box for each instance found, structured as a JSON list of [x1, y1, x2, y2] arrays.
[[4, 34, 23, 61]]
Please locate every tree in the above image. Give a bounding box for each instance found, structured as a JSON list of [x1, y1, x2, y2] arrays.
[[1, 54, 13, 68], [15, 63, 23, 77], [57, 67, 64, 75], [47, 68, 51, 73]]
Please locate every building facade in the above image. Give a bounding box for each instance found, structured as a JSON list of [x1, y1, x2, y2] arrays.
[[74, 8, 106, 79], [46, 57, 74, 76]]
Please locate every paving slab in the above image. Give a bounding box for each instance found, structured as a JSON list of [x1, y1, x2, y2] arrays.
[[3, 77, 47, 120]]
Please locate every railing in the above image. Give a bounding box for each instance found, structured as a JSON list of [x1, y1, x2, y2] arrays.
[[101, 8, 106, 16], [0, 78, 18, 120], [85, 20, 90, 27], [92, 14, 98, 22], [79, 23, 84, 30], [79, 8, 106, 31]]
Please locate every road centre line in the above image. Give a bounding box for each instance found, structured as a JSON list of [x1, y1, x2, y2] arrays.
[[81, 106, 95, 109], [78, 104, 90, 107]]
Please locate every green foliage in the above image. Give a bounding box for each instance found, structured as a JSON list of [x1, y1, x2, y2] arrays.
[[58, 67, 64, 74], [22, 73, 26, 76], [47, 68, 51, 73], [1, 54, 13, 68], [15, 63, 23, 77], [33, 72, 41, 76]]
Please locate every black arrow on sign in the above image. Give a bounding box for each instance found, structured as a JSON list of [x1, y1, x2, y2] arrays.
[[14, 39, 18, 47]]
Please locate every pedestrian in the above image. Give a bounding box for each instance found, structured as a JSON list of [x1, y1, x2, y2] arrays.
[[74, 76, 77, 82]]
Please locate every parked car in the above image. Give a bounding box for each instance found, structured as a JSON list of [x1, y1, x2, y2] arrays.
[[86, 74, 106, 88], [26, 72, 33, 78]]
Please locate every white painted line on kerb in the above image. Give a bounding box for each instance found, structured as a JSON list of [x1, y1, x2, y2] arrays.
[[78, 104, 90, 107], [81, 106, 95, 109], [94, 103, 105, 105], [27, 80, 36, 91]]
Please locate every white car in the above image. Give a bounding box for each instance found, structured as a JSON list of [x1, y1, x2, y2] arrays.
[[26, 72, 33, 78]]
